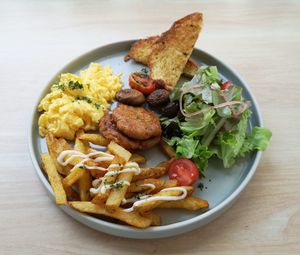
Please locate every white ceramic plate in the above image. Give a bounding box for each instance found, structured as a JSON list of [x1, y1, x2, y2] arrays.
[[29, 40, 263, 239]]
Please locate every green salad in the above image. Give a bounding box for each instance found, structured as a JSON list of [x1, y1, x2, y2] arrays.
[[161, 66, 272, 176]]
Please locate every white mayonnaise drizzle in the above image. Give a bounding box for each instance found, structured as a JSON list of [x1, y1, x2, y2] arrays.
[[123, 187, 187, 212], [90, 180, 130, 195], [57, 150, 114, 172], [122, 194, 152, 205], [139, 183, 156, 193], [89, 162, 141, 195], [121, 183, 156, 205]]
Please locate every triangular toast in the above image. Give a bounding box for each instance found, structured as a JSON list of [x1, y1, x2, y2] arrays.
[[126, 36, 198, 78], [148, 13, 203, 90]]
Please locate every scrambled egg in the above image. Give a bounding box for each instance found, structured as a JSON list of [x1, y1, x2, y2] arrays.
[[38, 63, 122, 140]]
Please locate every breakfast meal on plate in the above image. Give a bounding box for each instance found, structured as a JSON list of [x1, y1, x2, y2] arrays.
[[37, 12, 272, 228]]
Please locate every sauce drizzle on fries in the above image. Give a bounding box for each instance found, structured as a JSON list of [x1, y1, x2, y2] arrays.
[[123, 187, 188, 212], [57, 150, 114, 172], [41, 132, 209, 228], [139, 183, 156, 193], [90, 162, 141, 195]]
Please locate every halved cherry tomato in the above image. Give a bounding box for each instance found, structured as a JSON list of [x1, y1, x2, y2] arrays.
[[168, 158, 199, 186], [129, 72, 156, 95], [221, 81, 231, 90]]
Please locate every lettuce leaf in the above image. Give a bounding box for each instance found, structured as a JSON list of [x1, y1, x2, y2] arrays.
[[198, 66, 219, 85], [216, 109, 251, 168], [180, 108, 215, 135], [193, 143, 214, 173], [174, 137, 199, 159], [170, 66, 220, 101], [212, 86, 243, 118], [216, 110, 272, 168], [238, 127, 272, 157]]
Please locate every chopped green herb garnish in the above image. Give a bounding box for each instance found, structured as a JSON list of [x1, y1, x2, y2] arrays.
[[68, 80, 83, 90], [133, 194, 141, 200], [197, 182, 204, 191], [94, 103, 101, 109], [104, 179, 113, 185], [76, 96, 92, 104], [53, 83, 65, 91], [140, 67, 149, 74], [79, 166, 84, 169], [110, 182, 124, 189]]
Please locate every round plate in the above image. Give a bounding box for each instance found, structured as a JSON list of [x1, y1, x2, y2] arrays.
[[29, 40, 263, 239]]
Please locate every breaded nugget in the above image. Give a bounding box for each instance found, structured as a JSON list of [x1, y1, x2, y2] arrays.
[[112, 104, 162, 140], [149, 12, 203, 90], [99, 114, 160, 151]]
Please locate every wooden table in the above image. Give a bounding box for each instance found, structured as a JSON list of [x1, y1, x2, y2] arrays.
[[1, 0, 299, 254]]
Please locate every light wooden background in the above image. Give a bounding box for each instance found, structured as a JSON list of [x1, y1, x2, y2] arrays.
[[1, 0, 299, 254]]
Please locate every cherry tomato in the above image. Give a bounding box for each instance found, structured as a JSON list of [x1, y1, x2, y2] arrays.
[[168, 158, 199, 186], [221, 81, 231, 90], [129, 72, 156, 95]]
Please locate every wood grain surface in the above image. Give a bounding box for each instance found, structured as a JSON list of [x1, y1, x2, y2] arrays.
[[0, 0, 299, 254]]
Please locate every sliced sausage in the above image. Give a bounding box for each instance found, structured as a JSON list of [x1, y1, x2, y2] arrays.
[[147, 89, 170, 107], [116, 89, 145, 106]]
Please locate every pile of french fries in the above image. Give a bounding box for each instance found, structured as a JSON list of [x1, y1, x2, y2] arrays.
[[41, 131, 208, 228]]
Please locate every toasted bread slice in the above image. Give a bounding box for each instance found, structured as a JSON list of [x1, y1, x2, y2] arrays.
[[184, 58, 199, 78], [149, 13, 203, 90], [125, 36, 160, 65], [125, 36, 198, 77]]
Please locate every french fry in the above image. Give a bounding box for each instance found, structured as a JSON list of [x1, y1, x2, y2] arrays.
[[92, 159, 121, 204], [90, 169, 107, 179], [132, 167, 167, 181], [75, 136, 92, 200], [45, 132, 72, 176], [88, 150, 113, 179], [106, 162, 138, 211], [152, 179, 179, 193], [126, 179, 179, 196], [102, 143, 133, 210], [105, 172, 134, 211], [86, 148, 112, 155], [78, 133, 109, 146], [41, 153, 67, 205], [127, 178, 165, 193], [129, 153, 146, 164], [160, 140, 176, 158], [60, 146, 110, 174], [61, 178, 79, 201], [134, 186, 194, 213], [74, 137, 90, 153], [63, 168, 85, 186], [158, 196, 209, 211], [141, 212, 161, 226], [58, 175, 79, 201], [156, 158, 175, 169], [69, 202, 152, 228], [78, 171, 92, 201], [108, 141, 132, 164]]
